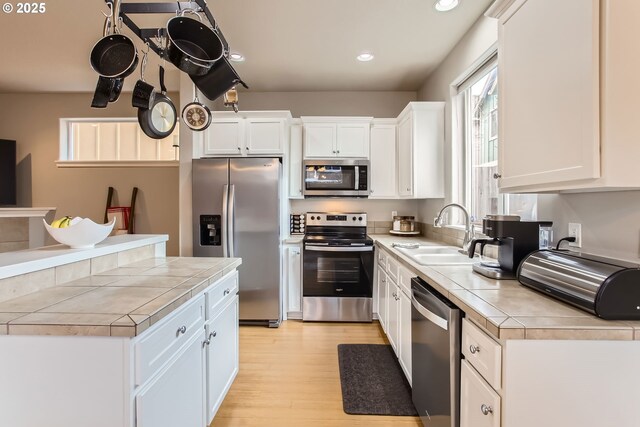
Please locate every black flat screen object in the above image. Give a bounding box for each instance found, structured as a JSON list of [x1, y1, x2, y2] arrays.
[[0, 140, 16, 206]]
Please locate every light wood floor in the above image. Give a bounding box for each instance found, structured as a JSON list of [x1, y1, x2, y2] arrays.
[[210, 320, 423, 427]]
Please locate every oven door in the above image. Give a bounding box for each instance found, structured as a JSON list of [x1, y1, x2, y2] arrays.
[[303, 160, 369, 197], [302, 245, 374, 297]]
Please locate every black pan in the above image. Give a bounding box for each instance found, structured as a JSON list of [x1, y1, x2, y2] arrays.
[[166, 13, 224, 76], [190, 56, 248, 101], [138, 66, 177, 140], [91, 76, 115, 108]]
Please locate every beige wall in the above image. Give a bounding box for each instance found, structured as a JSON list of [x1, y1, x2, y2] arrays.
[[0, 93, 180, 256], [416, 15, 640, 261]]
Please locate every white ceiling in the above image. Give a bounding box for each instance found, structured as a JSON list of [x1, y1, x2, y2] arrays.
[[0, 0, 493, 93]]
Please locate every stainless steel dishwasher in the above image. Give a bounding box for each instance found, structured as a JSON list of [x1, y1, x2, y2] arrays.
[[411, 277, 461, 427]]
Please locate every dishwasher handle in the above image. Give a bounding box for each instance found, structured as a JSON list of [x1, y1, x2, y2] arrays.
[[411, 289, 449, 331]]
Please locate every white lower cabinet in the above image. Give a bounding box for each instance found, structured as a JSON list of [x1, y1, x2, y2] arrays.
[[136, 331, 206, 427], [377, 266, 388, 332], [206, 295, 239, 423], [398, 288, 412, 384], [461, 359, 501, 427], [284, 243, 303, 318], [387, 280, 400, 352]]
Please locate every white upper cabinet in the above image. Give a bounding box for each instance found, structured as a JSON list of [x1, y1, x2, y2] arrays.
[[396, 102, 445, 199], [288, 122, 304, 199], [301, 117, 372, 159], [202, 111, 291, 157], [369, 120, 398, 198], [487, 0, 640, 192]]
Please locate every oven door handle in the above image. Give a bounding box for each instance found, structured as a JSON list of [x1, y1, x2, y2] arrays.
[[305, 246, 374, 252], [411, 291, 449, 330]]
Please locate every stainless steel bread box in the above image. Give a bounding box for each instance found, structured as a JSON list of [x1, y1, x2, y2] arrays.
[[517, 250, 640, 320]]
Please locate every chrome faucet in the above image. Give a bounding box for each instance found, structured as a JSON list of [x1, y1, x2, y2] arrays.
[[433, 203, 473, 255]]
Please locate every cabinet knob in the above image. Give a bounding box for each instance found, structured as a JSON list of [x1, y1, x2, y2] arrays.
[[406, 187, 410, 191], [237, 147, 241, 151], [493, 173, 502, 179], [209, 331, 217, 339], [202, 339, 211, 347], [481, 404, 493, 415], [332, 150, 336, 154], [224, 288, 231, 295], [245, 146, 249, 150], [337, 150, 340, 154], [176, 325, 187, 336], [469, 344, 480, 354], [299, 189, 302, 194]]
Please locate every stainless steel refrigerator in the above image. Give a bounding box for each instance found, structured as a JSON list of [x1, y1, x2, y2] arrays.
[[192, 158, 282, 327]]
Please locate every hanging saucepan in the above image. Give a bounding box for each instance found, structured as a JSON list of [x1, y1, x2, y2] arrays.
[[181, 88, 211, 131], [91, 76, 114, 108], [138, 66, 177, 140], [109, 77, 124, 102], [90, 0, 138, 79], [132, 48, 155, 109], [165, 10, 224, 76], [190, 55, 249, 101]]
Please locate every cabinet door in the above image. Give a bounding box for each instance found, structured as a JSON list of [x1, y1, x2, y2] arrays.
[[288, 125, 304, 198], [387, 281, 399, 354], [205, 120, 244, 156], [246, 118, 285, 155], [206, 295, 239, 423], [336, 123, 369, 158], [136, 332, 206, 427], [304, 123, 337, 158], [460, 360, 501, 427], [398, 289, 412, 384], [497, 0, 600, 190], [369, 124, 397, 198], [286, 245, 302, 313], [377, 267, 388, 332], [397, 115, 413, 196]]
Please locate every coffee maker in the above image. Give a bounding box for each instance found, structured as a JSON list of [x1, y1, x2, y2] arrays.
[[468, 215, 553, 279]]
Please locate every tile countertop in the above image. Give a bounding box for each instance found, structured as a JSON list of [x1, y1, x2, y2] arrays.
[[372, 234, 640, 341], [0, 257, 241, 337]]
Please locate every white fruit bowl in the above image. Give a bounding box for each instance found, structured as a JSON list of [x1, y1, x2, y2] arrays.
[[43, 218, 116, 249]]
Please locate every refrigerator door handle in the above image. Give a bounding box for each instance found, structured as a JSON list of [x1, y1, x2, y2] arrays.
[[228, 184, 236, 257], [222, 184, 229, 258]]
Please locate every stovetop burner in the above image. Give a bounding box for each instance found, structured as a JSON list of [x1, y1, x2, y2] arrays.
[[303, 212, 371, 247]]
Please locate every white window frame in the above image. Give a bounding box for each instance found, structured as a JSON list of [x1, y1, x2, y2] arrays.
[[57, 118, 179, 168], [449, 45, 537, 226]]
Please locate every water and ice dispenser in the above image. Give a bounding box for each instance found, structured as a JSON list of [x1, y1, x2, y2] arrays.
[[199, 215, 221, 246]]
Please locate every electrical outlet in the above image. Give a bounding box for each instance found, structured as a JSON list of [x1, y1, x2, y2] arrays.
[[391, 211, 397, 220], [568, 223, 582, 248]]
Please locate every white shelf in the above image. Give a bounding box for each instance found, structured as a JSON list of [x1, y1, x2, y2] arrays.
[[0, 208, 56, 218]]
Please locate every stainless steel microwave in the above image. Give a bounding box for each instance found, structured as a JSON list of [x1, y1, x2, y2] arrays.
[[303, 160, 369, 198]]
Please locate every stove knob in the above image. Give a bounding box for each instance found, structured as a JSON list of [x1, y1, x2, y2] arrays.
[[358, 217, 363, 221], [352, 216, 357, 221], [310, 216, 315, 220]]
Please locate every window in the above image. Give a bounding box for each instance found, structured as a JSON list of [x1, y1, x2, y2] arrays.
[[58, 118, 179, 167], [454, 55, 536, 222]]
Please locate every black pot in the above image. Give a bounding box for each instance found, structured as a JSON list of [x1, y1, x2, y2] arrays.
[[138, 66, 177, 140], [166, 15, 224, 76], [90, 34, 138, 79], [190, 56, 248, 101], [132, 79, 155, 109], [91, 76, 115, 108], [109, 78, 124, 103]]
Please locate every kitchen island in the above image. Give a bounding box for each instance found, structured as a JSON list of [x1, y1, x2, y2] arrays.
[[0, 235, 241, 427], [373, 235, 640, 427]]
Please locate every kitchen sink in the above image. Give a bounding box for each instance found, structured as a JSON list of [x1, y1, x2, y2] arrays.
[[396, 245, 478, 266]]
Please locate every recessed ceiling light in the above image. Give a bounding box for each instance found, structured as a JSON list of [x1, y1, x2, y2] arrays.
[[434, 0, 459, 12], [229, 52, 245, 62], [357, 52, 375, 62]]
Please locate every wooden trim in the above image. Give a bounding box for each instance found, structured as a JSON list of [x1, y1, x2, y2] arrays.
[[485, 0, 519, 18]]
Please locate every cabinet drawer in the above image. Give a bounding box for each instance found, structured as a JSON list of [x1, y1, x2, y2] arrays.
[[462, 318, 502, 390], [206, 271, 239, 318], [377, 249, 388, 270], [386, 256, 399, 283], [135, 295, 206, 386], [460, 360, 501, 427], [398, 264, 412, 296]]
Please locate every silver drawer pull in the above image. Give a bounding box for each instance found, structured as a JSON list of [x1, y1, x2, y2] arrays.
[[481, 404, 493, 415], [203, 339, 211, 347], [469, 344, 480, 354], [176, 325, 187, 336], [223, 288, 231, 295]]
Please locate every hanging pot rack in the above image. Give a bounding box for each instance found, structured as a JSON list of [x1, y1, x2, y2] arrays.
[[103, 0, 230, 60]]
